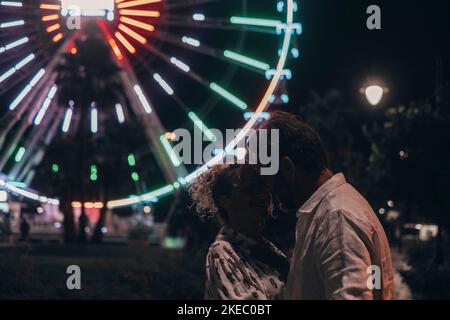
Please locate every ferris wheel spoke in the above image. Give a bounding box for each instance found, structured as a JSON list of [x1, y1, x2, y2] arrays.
[[0, 29, 42, 41], [164, 0, 224, 10], [0, 52, 36, 92], [160, 14, 278, 35], [7, 100, 59, 181], [119, 66, 188, 181], [139, 42, 207, 84], [17, 109, 63, 183], [138, 41, 252, 113], [0, 37, 71, 151], [0, 1, 24, 8], [153, 30, 268, 75], [0, 49, 53, 95], [156, 92, 218, 144]]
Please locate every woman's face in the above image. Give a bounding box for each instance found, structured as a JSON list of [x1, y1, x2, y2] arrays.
[[225, 168, 272, 225]]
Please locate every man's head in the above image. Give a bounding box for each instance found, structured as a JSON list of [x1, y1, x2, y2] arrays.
[[257, 111, 330, 211]]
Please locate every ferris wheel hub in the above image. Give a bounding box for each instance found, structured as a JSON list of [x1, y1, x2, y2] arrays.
[[61, 0, 115, 21]]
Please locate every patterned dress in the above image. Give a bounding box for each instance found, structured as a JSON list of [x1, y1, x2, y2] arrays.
[[205, 226, 289, 300]]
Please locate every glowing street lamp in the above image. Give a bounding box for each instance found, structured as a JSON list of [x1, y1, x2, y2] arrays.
[[361, 83, 388, 106]]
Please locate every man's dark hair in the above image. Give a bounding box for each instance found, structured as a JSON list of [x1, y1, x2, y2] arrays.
[[258, 111, 329, 175]]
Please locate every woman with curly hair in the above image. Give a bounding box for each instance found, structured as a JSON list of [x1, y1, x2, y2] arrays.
[[189, 164, 289, 300]]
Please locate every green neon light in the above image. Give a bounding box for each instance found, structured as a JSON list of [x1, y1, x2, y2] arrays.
[[209, 83, 247, 110], [230, 17, 282, 28], [90, 164, 98, 181], [188, 112, 217, 142], [14, 147, 26, 162], [128, 154, 136, 167], [160, 135, 182, 167], [131, 172, 140, 182], [224, 50, 270, 71], [51, 164, 59, 173]]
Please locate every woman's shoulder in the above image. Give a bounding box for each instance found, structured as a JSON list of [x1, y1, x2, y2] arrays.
[[208, 239, 238, 259]]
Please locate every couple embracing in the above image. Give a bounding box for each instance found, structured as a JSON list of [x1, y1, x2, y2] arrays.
[[189, 112, 395, 300]]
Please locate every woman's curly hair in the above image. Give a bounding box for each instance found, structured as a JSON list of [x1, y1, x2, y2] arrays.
[[188, 164, 238, 222]]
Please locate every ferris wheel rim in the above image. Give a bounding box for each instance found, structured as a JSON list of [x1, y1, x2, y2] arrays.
[[106, 0, 297, 209], [0, 0, 299, 209]]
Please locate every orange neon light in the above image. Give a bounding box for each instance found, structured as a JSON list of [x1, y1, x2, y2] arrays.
[[115, 32, 136, 54], [52, 33, 63, 42], [46, 23, 61, 33], [42, 14, 60, 22], [118, 24, 147, 44], [119, 16, 155, 31], [119, 9, 160, 17], [71, 201, 82, 208], [117, 0, 162, 9], [40, 3, 61, 10], [109, 38, 124, 60]]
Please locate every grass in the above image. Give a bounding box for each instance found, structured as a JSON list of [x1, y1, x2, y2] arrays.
[[0, 243, 207, 300]]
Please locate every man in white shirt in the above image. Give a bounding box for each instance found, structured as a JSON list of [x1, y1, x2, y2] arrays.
[[258, 112, 395, 300]]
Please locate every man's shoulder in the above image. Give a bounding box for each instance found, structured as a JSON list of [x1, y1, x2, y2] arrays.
[[317, 182, 379, 230]]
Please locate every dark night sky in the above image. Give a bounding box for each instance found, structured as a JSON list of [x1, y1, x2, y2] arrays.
[[290, 0, 450, 107], [1, 0, 449, 201]]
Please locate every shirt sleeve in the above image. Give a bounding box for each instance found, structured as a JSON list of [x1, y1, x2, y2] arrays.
[[205, 243, 268, 300], [313, 210, 374, 300]]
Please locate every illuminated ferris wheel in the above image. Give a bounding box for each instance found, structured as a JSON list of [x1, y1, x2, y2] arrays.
[[0, 0, 300, 209]]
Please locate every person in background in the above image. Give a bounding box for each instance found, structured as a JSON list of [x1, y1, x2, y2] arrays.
[[20, 216, 30, 241]]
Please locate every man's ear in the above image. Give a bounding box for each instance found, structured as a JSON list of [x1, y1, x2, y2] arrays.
[[280, 156, 296, 180]]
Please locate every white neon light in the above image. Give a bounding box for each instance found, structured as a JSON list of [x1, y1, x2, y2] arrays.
[[170, 57, 190, 73], [115, 103, 125, 123], [153, 73, 174, 95], [107, 185, 174, 208], [133, 85, 152, 113], [0, 190, 7, 202], [182, 36, 200, 47], [15, 53, 34, 68], [34, 85, 57, 125], [0, 53, 35, 84], [6, 184, 39, 200], [141, 185, 174, 202], [61, 0, 114, 20], [62, 108, 73, 133], [0, 19, 24, 28], [0, 1, 23, 7], [0, 179, 59, 205], [10, 69, 45, 110], [4, 37, 28, 51], [91, 107, 98, 133], [193, 13, 205, 21]]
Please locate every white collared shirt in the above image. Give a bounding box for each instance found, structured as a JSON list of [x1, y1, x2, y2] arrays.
[[283, 173, 395, 300]]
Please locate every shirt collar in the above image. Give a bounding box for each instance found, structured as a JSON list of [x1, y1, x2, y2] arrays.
[[297, 173, 347, 216], [217, 225, 258, 249]]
